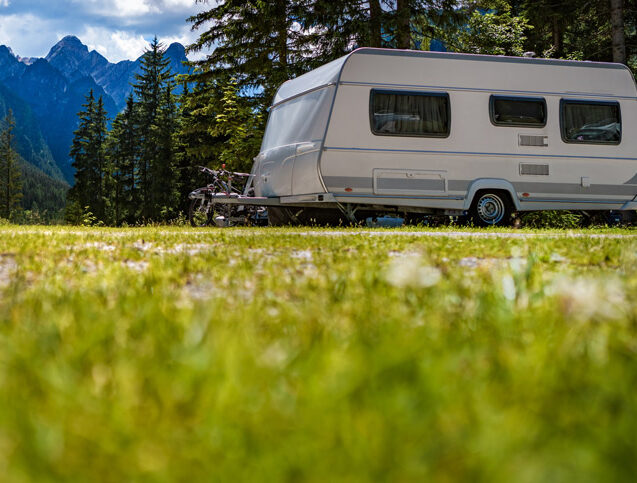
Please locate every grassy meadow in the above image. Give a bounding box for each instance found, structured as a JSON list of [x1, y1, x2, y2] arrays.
[[0, 225, 636, 481]]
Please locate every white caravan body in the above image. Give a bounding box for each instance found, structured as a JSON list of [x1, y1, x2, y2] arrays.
[[251, 48, 637, 214]]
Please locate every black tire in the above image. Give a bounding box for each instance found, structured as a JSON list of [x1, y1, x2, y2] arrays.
[[189, 198, 212, 227], [470, 191, 513, 227]]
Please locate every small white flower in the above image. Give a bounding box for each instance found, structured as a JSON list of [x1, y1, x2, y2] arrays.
[[459, 257, 479, 268], [386, 256, 441, 288], [549, 275, 626, 320], [501, 274, 516, 301], [260, 342, 289, 368], [291, 250, 313, 261], [550, 253, 567, 263], [508, 257, 527, 273]]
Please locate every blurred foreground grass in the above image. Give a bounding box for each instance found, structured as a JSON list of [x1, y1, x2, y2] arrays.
[[0, 225, 636, 482]]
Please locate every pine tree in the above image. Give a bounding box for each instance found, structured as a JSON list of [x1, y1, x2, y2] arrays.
[[67, 90, 108, 223], [151, 81, 179, 220], [0, 109, 23, 220], [68, 90, 95, 215], [210, 79, 263, 172], [93, 96, 108, 221], [133, 37, 176, 221], [174, 79, 225, 214], [442, 1, 529, 56], [302, 0, 386, 56], [187, 0, 309, 110], [516, 0, 587, 59], [106, 94, 139, 225], [305, 1, 462, 55]]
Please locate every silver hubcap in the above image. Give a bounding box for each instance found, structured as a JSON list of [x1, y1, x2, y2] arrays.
[[476, 194, 505, 224]]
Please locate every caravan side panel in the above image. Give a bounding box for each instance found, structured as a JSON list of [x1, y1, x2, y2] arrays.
[[320, 51, 637, 211]]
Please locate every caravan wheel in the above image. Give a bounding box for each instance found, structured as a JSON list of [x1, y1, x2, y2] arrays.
[[470, 192, 512, 227]]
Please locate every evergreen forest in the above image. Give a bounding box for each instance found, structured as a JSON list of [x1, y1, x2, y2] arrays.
[[58, 0, 637, 225]]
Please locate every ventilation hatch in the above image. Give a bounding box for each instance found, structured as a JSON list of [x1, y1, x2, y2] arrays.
[[519, 134, 548, 147], [520, 163, 550, 176]]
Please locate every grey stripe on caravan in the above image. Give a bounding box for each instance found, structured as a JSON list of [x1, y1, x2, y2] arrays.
[[334, 192, 620, 204], [324, 176, 636, 197], [513, 182, 636, 196], [323, 176, 372, 189], [337, 193, 464, 200], [354, 48, 628, 71], [340, 81, 637, 101], [322, 176, 453, 191], [448, 180, 470, 191], [522, 198, 625, 204], [378, 178, 445, 191], [323, 146, 637, 162], [453, 180, 635, 197]]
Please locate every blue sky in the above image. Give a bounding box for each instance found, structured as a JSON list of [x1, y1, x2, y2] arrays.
[[0, 0, 209, 62]]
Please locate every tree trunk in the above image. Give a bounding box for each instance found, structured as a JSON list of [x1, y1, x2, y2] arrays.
[[276, 0, 288, 71], [396, 0, 411, 49], [552, 16, 563, 58], [369, 0, 382, 48], [610, 0, 626, 64], [5, 153, 9, 219]]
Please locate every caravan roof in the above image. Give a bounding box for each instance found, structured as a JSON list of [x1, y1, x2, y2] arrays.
[[273, 48, 637, 106]]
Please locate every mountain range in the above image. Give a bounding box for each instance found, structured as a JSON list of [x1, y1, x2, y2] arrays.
[[0, 36, 190, 196]]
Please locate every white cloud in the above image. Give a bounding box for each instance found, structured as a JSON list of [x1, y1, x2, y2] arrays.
[[113, 0, 151, 16], [110, 31, 149, 60], [160, 24, 202, 49], [0, 14, 56, 58], [160, 0, 202, 10], [71, 0, 151, 18], [79, 26, 149, 62], [79, 25, 204, 62], [0, 0, 209, 60], [73, 0, 200, 19], [163, 0, 196, 6]]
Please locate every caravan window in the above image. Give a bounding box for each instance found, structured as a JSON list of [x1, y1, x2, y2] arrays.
[[490, 96, 546, 127], [560, 100, 621, 144], [370, 90, 450, 137]]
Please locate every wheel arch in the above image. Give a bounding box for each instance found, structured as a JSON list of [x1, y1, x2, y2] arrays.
[[463, 179, 521, 211]]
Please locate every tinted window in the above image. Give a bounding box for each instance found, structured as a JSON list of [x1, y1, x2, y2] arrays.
[[371, 90, 450, 137], [490, 96, 546, 126], [561, 100, 621, 144]]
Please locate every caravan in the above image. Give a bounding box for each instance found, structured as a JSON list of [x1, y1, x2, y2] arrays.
[[235, 48, 637, 225]]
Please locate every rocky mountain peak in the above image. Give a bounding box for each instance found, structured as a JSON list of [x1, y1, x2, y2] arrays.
[[0, 45, 18, 66], [166, 42, 186, 56], [0, 45, 15, 58], [45, 35, 90, 73], [53, 35, 87, 52], [0, 45, 25, 81]]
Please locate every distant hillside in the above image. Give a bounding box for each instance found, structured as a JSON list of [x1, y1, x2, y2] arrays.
[[2, 57, 118, 183], [20, 159, 69, 216], [0, 83, 62, 180], [0, 37, 190, 185]]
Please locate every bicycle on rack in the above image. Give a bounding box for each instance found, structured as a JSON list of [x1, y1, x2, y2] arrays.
[[188, 165, 266, 227]]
